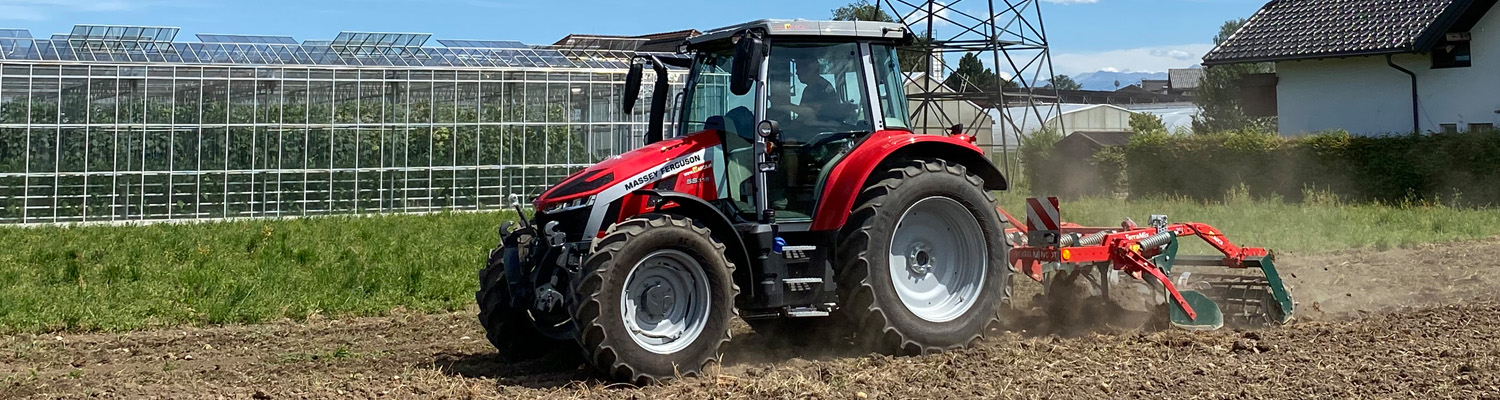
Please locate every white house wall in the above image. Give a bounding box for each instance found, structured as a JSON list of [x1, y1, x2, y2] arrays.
[[991, 104, 1138, 146], [1275, 7, 1500, 135], [1053, 106, 1134, 134]]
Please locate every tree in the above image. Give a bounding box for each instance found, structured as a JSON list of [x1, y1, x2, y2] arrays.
[[944, 52, 1010, 92], [1193, 19, 1275, 134], [1129, 112, 1166, 134], [831, 1, 931, 73], [832, 0, 893, 22], [895, 35, 934, 74], [1045, 74, 1082, 90]]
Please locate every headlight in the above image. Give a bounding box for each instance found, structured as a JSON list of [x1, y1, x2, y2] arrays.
[[542, 195, 595, 214]]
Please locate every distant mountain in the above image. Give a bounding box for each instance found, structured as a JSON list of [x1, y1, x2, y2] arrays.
[[1069, 71, 1169, 91]]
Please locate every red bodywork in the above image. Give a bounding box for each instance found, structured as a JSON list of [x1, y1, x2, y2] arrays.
[[809, 130, 995, 231], [534, 130, 724, 211]]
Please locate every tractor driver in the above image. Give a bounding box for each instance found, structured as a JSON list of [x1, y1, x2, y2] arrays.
[[794, 57, 839, 121]]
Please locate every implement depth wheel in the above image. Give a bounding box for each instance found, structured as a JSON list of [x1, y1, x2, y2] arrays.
[[836, 158, 1011, 355], [570, 214, 738, 384]]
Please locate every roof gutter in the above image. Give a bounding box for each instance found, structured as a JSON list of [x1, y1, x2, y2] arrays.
[[1385, 54, 1421, 133], [1202, 48, 1409, 66]]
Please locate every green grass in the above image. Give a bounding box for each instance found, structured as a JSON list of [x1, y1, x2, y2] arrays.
[[0, 211, 513, 334], [996, 189, 1500, 254], [5, 189, 1500, 335]]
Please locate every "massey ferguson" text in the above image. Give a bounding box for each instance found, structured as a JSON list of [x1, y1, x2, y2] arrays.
[[623, 153, 703, 191]]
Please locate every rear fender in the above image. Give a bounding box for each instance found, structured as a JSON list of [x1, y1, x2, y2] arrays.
[[810, 132, 1007, 231]]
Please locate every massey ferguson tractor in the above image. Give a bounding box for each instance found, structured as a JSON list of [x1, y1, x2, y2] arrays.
[[476, 19, 1294, 383]]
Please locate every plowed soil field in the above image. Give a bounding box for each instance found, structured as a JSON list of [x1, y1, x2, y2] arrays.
[[6, 239, 1500, 399]]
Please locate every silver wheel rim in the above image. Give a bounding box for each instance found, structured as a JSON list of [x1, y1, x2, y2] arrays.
[[888, 196, 987, 323], [620, 249, 711, 354]]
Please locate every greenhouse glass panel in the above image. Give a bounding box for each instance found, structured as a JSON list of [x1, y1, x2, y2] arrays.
[[0, 23, 686, 224]]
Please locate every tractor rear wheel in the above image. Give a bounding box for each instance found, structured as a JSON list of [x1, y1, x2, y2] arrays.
[[836, 158, 1011, 355], [569, 213, 738, 384], [476, 230, 558, 359]]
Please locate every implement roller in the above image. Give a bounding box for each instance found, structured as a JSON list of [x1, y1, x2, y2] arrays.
[[1000, 197, 1294, 330]]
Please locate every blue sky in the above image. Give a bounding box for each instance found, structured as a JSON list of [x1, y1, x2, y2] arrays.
[[0, 0, 1266, 75]]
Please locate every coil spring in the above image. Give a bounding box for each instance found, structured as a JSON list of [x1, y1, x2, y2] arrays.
[[1139, 231, 1174, 249], [1059, 231, 1111, 247], [1078, 231, 1110, 246]]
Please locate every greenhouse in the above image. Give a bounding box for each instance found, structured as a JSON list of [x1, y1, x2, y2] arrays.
[[0, 25, 685, 224]]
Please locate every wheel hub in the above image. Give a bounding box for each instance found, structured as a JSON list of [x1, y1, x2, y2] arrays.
[[641, 284, 676, 318], [908, 243, 936, 275]]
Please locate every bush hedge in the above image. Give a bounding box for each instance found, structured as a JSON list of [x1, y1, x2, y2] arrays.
[[1023, 129, 1500, 205], [1128, 131, 1500, 206], [1124, 130, 1500, 205]]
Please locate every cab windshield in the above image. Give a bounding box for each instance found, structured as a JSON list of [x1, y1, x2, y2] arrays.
[[679, 48, 756, 139], [679, 47, 758, 212]]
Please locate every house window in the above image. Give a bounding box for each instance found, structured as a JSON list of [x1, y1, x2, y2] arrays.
[[1440, 124, 1459, 134], [1471, 123, 1496, 133], [1432, 35, 1472, 69]]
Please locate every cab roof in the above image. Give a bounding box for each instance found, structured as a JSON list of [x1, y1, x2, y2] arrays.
[[686, 19, 909, 48]]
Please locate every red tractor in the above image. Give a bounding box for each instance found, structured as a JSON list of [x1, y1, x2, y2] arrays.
[[476, 18, 1294, 384], [478, 19, 1012, 383]]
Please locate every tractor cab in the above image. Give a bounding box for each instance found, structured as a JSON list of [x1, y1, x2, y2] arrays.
[[669, 20, 914, 223]]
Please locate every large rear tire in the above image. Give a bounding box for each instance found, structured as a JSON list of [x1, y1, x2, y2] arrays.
[[836, 158, 1011, 355], [570, 214, 738, 384], [476, 231, 557, 359]]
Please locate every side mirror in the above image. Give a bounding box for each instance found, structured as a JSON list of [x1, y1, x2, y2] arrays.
[[622, 62, 644, 114], [757, 120, 780, 140], [730, 33, 764, 96]]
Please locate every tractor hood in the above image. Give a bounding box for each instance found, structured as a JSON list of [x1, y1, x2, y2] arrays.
[[534, 130, 722, 213]]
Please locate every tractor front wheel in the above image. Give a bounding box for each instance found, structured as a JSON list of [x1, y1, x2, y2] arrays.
[[836, 158, 1011, 355], [476, 229, 559, 359], [569, 214, 738, 384]]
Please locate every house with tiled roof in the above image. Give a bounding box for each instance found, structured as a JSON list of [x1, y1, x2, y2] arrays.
[[1204, 0, 1499, 135], [1167, 68, 1203, 96]]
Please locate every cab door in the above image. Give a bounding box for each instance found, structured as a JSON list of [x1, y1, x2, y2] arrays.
[[764, 42, 877, 221]]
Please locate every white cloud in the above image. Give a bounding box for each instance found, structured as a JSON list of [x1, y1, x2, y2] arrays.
[[1051, 43, 1214, 75], [1042, 0, 1099, 4], [0, 0, 142, 21]]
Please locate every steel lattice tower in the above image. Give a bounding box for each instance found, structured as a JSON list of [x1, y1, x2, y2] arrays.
[[880, 0, 1063, 180]]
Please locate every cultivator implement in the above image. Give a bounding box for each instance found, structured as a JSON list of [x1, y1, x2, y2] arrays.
[[1000, 198, 1294, 330]]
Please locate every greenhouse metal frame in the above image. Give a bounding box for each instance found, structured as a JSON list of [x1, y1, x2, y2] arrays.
[[0, 25, 683, 224]]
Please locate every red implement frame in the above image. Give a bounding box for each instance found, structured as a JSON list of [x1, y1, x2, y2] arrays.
[[1000, 206, 1271, 322]]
